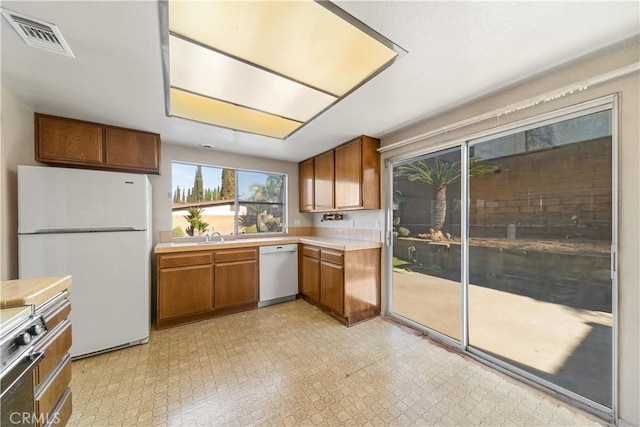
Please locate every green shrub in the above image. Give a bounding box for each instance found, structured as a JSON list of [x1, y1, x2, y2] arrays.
[[172, 226, 185, 237], [398, 227, 411, 237]]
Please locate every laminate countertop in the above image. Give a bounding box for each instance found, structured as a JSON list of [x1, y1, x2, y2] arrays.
[[1, 275, 72, 308], [154, 236, 382, 254]]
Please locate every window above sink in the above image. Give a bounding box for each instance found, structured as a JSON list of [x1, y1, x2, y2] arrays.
[[171, 161, 287, 238]]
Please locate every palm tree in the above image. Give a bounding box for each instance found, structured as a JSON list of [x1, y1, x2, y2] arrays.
[[396, 158, 497, 232], [183, 207, 209, 236]]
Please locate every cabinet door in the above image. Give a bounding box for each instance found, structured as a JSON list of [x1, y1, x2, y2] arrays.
[[158, 265, 214, 319], [35, 114, 104, 165], [320, 261, 344, 315], [314, 150, 335, 211], [361, 136, 381, 209], [214, 260, 258, 309], [335, 138, 362, 209], [299, 158, 315, 212], [300, 255, 320, 301], [105, 127, 160, 173]]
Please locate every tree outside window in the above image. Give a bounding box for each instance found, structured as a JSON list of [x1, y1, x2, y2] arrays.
[[171, 162, 286, 237]]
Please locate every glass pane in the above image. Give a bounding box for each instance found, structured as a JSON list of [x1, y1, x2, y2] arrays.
[[391, 147, 462, 340], [468, 110, 612, 407], [171, 164, 286, 236], [171, 163, 236, 236], [237, 171, 286, 234], [238, 203, 284, 234]]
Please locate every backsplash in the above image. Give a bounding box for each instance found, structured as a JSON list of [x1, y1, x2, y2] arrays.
[[313, 227, 382, 242], [158, 223, 382, 243], [159, 211, 384, 243], [312, 210, 384, 242]]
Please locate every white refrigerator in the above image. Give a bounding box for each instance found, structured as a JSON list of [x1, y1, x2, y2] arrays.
[[18, 165, 152, 358]]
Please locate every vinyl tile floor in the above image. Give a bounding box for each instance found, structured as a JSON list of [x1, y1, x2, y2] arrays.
[[68, 300, 604, 426]]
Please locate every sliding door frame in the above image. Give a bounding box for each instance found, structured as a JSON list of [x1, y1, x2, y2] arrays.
[[384, 94, 619, 420]]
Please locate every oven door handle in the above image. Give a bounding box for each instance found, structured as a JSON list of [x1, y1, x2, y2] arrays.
[[0, 351, 45, 405]]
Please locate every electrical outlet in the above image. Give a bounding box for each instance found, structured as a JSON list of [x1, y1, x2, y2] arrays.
[[374, 220, 381, 229], [293, 219, 301, 226], [348, 220, 355, 228]]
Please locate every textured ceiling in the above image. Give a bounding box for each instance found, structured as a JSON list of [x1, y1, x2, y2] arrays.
[[1, 1, 638, 162]]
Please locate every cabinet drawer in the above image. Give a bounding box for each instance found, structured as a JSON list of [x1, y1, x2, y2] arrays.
[[215, 248, 257, 263], [36, 355, 71, 425], [321, 249, 343, 265], [44, 388, 72, 427], [302, 246, 320, 259], [34, 320, 72, 388], [159, 252, 213, 268], [37, 292, 71, 331]]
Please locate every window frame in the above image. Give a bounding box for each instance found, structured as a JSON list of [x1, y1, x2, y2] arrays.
[[170, 160, 288, 238], [384, 94, 618, 420]]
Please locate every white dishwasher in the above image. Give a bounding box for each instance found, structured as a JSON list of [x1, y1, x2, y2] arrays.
[[259, 244, 298, 307]]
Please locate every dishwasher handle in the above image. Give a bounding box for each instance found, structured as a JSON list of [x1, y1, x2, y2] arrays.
[[259, 244, 298, 255]]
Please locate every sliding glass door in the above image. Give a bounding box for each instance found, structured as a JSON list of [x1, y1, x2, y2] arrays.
[[391, 147, 462, 341], [387, 102, 615, 412], [467, 109, 613, 408]]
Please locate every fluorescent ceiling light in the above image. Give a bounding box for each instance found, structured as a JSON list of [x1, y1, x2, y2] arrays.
[[171, 88, 303, 139], [163, 0, 404, 139], [170, 35, 337, 122]]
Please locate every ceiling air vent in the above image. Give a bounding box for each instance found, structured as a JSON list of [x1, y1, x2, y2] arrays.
[[1, 8, 74, 57]]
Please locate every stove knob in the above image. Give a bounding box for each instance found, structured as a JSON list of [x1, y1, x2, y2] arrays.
[[15, 332, 32, 346], [29, 324, 44, 336]]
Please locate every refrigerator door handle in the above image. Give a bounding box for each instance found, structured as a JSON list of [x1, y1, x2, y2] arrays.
[[24, 227, 143, 234]]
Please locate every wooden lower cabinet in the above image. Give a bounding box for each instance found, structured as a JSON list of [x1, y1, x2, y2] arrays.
[[35, 356, 71, 427], [299, 246, 320, 301], [34, 290, 72, 427], [214, 249, 258, 309], [156, 248, 258, 329], [320, 255, 344, 314], [158, 265, 214, 318], [300, 245, 380, 325], [34, 320, 72, 388]]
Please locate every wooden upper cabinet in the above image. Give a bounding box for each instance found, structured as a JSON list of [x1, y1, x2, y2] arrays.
[[36, 115, 103, 164], [314, 150, 335, 211], [299, 135, 380, 212], [360, 136, 381, 209], [335, 136, 380, 210], [35, 113, 160, 174], [299, 158, 314, 212], [335, 138, 362, 209], [105, 127, 160, 173]]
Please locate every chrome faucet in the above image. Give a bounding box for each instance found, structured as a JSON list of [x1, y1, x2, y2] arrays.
[[210, 231, 223, 243]]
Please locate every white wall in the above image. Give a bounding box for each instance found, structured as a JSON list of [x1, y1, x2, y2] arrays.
[[380, 38, 639, 427], [0, 88, 39, 280]]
